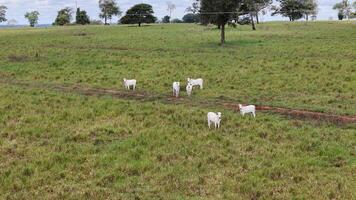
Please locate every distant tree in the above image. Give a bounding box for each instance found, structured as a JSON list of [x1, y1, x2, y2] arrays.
[[99, 0, 121, 25], [167, 1, 176, 22], [182, 13, 200, 23], [303, 0, 318, 21], [171, 18, 183, 23], [76, 8, 90, 25], [200, 0, 242, 45], [333, 0, 352, 20], [120, 4, 157, 27], [272, 0, 306, 21], [7, 19, 17, 26], [351, 1, 356, 18], [162, 15, 171, 23], [251, 0, 272, 24], [90, 19, 104, 25], [54, 7, 73, 26], [239, 0, 271, 30], [0, 5, 7, 22], [25, 11, 40, 27]]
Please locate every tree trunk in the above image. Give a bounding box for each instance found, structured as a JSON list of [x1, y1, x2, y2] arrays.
[[220, 23, 225, 45], [250, 13, 256, 31], [218, 24, 221, 29], [105, 16, 107, 25], [255, 13, 259, 24], [306, 14, 309, 21], [139, 22, 141, 27]]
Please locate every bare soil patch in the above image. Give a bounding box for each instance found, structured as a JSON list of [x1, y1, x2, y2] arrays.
[[1, 78, 355, 125]]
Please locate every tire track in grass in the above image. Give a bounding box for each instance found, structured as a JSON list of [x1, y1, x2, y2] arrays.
[[1, 78, 356, 125]]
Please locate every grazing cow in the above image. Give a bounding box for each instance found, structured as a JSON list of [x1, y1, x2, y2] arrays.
[[207, 112, 222, 129], [238, 104, 256, 118], [186, 83, 193, 96], [173, 82, 180, 97], [187, 78, 203, 89], [123, 78, 137, 90]]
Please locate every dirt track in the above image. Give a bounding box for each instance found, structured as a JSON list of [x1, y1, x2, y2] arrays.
[[1, 79, 356, 125]]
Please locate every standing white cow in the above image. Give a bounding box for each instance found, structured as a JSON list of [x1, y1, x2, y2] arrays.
[[187, 78, 203, 89], [238, 104, 256, 118], [207, 112, 222, 129], [173, 82, 180, 97], [123, 78, 137, 90], [186, 83, 193, 96]]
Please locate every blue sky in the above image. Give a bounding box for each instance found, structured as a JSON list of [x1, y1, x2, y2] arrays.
[[0, 0, 339, 25]]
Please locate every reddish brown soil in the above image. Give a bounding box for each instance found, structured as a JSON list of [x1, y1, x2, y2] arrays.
[[1, 78, 356, 125]]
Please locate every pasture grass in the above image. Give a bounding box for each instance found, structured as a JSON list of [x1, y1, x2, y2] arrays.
[[0, 22, 355, 199], [0, 22, 355, 115], [0, 86, 355, 199]]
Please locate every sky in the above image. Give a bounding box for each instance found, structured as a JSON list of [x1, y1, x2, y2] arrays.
[[0, 0, 340, 25]]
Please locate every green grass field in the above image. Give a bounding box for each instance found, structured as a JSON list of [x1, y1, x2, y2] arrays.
[[0, 22, 355, 199]]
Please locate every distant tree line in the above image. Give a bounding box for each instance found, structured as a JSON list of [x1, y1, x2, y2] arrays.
[[0, 0, 356, 29]]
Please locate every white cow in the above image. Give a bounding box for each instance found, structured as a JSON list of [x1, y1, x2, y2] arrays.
[[123, 78, 136, 90], [173, 82, 180, 97], [239, 104, 256, 118], [187, 78, 203, 89], [186, 83, 193, 96], [207, 112, 222, 129]]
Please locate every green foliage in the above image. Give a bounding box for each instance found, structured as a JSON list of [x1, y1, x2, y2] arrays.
[[76, 8, 90, 25], [24, 11, 40, 27], [54, 7, 73, 26], [120, 4, 157, 27], [99, 0, 120, 25], [182, 13, 200, 23], [162, 15, 170, 23], [272, 0, 317, 21], [171, 18, 183, 23], [0, 5, 7, 22], [200, 0, 242, 44], [333, 0, 352, 20]]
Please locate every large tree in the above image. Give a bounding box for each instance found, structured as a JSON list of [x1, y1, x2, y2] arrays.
[[182, 13, 200, 23], [272, 0, 306, 21], [0, 5, 7, 22], [333, 0, 352, 20], [249, 0, 272, 24], [199, 0, 242, 45], [76, 8, 90, 25], [54, 7, 73, 26], [239, 0, 272, 30], [162, 15, 171, 23], [24, 11, 40, 27], [99, 0, 120, 25], [302, 0, 318, 21], [120, 4, 157, 27]]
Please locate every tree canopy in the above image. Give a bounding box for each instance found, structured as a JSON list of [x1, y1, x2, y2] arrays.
[[0, 5, 7, 22], [333, 0, 352, 20], [272, 0, 317, 21], [24, 11, 40, 27], [162, 15, 170, 23], [99, 0, 121, 25], [76, 8, 90, 25], [199, 0, 242, 45], [182, 13, 200, 23], [120, 4, 157, 27], [54, 7, 73, 26]]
